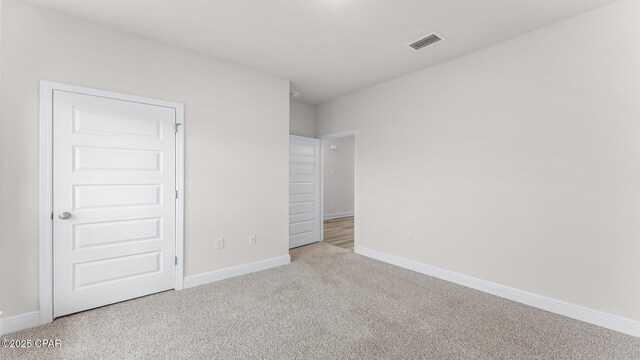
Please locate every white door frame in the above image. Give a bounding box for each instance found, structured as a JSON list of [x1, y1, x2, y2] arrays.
[[38, 81, 185, 325], [318, 130, 359, 248]]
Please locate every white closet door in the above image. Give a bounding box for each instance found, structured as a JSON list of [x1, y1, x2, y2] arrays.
[[53, 90, 177, 317], [289, 136, 321, 248]]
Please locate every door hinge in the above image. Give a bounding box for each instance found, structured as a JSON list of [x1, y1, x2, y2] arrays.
[[175, 123, 181, 133], [51, 212, 54, 220], [175, 256, 178, 265], [175, 190, 178, 199]]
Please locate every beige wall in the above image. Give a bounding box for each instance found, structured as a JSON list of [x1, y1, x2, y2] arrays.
[[289, 101, 316, 137], [317, 0, 640, 321], [0, 0, 290, 318], [322, 136, 354, 218]]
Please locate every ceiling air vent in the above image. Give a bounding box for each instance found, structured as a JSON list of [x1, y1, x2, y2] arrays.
[[409, 33, 443, 51]]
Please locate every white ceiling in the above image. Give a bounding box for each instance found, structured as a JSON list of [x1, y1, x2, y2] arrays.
[[26, 0, 618, 104]]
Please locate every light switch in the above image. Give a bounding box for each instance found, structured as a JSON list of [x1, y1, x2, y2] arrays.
[[366, 181, 375, 191]]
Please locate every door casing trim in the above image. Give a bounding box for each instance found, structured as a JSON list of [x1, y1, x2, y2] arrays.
[[38, 80, 185, 325], [318, 130, 359, 249]]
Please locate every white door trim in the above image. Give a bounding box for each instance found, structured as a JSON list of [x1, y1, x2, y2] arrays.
[[38, 81, 185, 326], [318, 130, 359, 248]]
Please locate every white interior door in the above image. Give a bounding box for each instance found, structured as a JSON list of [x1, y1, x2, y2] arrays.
[[289, 135, 321, 248], [53, 90, 177, 317]]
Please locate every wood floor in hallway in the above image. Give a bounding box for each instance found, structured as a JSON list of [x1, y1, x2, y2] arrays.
[[323, 216, 354, 251]]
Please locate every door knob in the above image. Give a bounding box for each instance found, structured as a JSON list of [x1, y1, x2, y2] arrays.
[[58, 212, 72, 220]]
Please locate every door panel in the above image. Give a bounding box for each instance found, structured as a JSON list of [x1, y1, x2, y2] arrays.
[[289, 136, 321, 248], [73, 251, 162, 289], [73, 184, 162, 210], [53, 90, 176, 317], [73, 218, 162, 249], [73, 146, 162, 172]]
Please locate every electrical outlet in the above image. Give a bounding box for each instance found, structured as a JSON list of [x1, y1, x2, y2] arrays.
[[215, 238, 225, 250], [407, 233, 414, 243], [249, 234, 256, 244]]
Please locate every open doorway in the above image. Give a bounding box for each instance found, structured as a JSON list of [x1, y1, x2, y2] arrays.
[[320, 132, 357, 251]]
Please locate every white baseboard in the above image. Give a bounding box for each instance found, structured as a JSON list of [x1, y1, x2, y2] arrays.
[[355, 246, 640, 337], [184, 255, 291, 289], [324, 211, 354, 220], [0, 311, 41, 336], [1, 256, 291, 335]]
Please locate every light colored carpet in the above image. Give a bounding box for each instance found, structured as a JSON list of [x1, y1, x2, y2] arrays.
[[2, 242, 639, 359]]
